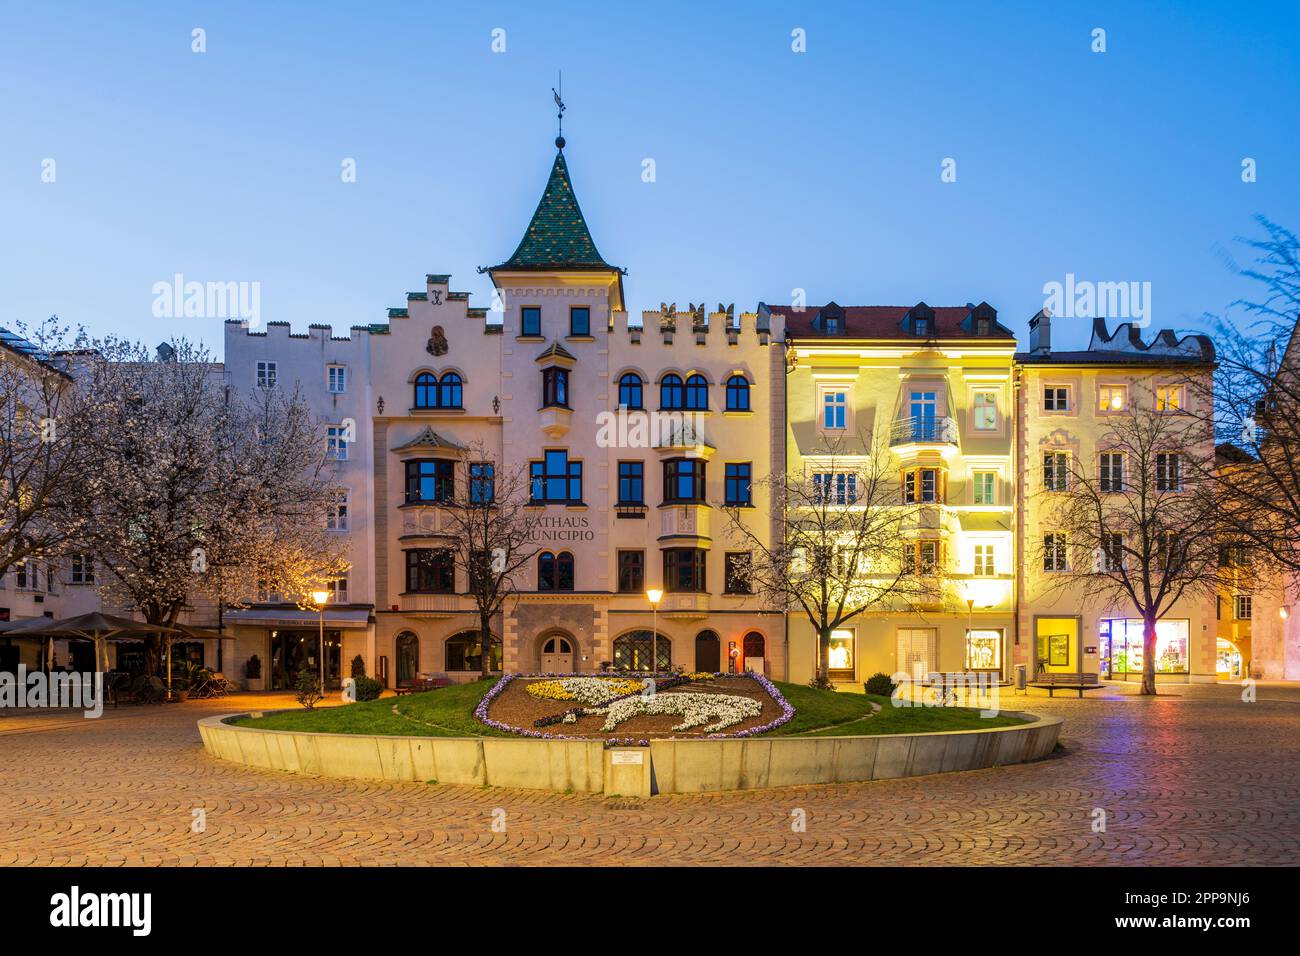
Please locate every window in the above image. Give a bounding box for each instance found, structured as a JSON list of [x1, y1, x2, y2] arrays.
[[1234, 594, 1252, 620], [256, 361, 277, 388], [1044, 386, 1070, 411], [405, 459, 455, 503], [724, 552, 753, 594], [617, 461, 644, 505], [822, 390, 847, 430], [1156, 453, 1183, 491], [538, 551, 575, 591], [903, 540, 941, 575], [327, 365, 346, 393], [70, 554, 95, 585], [724, 463, 752, 506], [903, 467, 943, 504], [569, 306, 590, 336], [1157, 530, 1182, 571], [1043, 451, 1070, 491], [1101, 532, 1125, 572], [406, 548, 454, 592], [725, 374, 751, 411], [913, 316, 930, 336], [684, 374, 709, 410], [617, 373, 644, 409], [414, 372, 438, 408], [327, 492, 350, 530], [1104, 618, 1189, 674], [663, 547, 707, 592], [617, 550, 644, 593], [1099, 452, 1125, 492], [1043, 533, 1069, 572], [664, 458, 706, 503], [972, 544, 995, 577], [437, 373, 463, 408], [521, 306, 541, 337], [542, 367, 569, 408], [973, 391, 998, 430], [975, 317, 992, 336], [1098, 384, 1127, 412], [446, 631, 503, 672], [328, 575, 349, 603], [972, 470, 996, 505], [1220, 544, 1251, 568], [613, 631, 670, 671], [469, 463, 494, 503], [813, 472, 857, 504], [530, 450, 583, 503], [1156, 385, 1184, 412], [660, 373, 684, 409], [327, 425, 349, 461], [828, 629, 855, 677], [15, 561, 39, 590], [965, 629, 1002, 671]]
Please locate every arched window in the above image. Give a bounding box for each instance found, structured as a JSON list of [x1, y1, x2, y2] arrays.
[[743, 631, 766, 661], [660, 373, 683, 410], [618, 373, 644, 410], [684, 374, 709, 410], [445, 630, 502, 672], [613, 630, 670, 672], [414, 372, 437, 409], [538, 551, 574, 591], [438, 372, 463, 408], [725, 374, 751, 411], [395, 631, 419, 688]]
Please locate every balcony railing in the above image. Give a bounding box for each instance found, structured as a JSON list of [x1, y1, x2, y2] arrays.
[[890, 415, 958, 445]]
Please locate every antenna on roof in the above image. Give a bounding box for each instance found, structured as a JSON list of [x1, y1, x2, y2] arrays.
[[552, 73, 566, 149]]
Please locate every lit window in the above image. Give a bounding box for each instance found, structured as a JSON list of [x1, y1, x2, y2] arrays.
[[973, 391, 998, 430], [973, 544, 995, 576], [973, 470, 996, 505], [1156, 385, 1184, 412], [828, 629, 855, 677], [965, 630, 1002, 670], [1098, 385, 1127, 411]]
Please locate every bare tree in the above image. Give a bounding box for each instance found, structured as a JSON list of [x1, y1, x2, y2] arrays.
[[436, 444, 541, 677], [1033, 403, 1222, 695], [69, 338, 346, 674], [722, 433, 928, 686], [0, 318, 89, 582], [1197, 217, 1300, 575]]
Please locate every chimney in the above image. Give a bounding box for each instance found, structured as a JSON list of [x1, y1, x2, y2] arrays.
[[1028, 309, 1051, 355]]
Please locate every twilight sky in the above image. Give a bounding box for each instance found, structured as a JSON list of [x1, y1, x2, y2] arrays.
[[1, 0, 1297, 356]]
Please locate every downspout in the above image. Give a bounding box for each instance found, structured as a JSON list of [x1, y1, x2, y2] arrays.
[[1012, 365, 1022, 669]]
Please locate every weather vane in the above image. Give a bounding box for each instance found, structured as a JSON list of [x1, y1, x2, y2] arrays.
[[552, 73, 566, 149]]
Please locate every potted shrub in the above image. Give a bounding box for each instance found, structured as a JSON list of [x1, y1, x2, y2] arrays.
[[245, 654, 264, 691]]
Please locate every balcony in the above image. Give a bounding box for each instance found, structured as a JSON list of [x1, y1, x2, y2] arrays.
[[890, 416, 958, 446], [399, 593, 460, 616], [658, 592, 710, 619]]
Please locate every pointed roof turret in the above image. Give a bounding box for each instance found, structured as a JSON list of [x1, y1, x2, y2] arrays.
[[484, 147, 621, 274]]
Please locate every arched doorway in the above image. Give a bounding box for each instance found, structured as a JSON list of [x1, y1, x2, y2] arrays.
[[540, 632, 575, 672], [694, 630, 720, 671], [743, 631, 766, 672], [1216, 639, 1244, 680], [395, 632, 419, 688]]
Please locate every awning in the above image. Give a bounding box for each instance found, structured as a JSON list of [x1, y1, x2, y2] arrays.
[[224, 608, 372, 630], [958, 513, 1011, 533]]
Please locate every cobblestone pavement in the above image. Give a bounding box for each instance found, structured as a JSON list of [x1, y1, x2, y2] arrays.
[[1, 682, 1298, 866]]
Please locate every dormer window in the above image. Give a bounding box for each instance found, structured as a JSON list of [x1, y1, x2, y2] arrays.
[[913, 317, 930, 336], [975, 317, 991, 336]]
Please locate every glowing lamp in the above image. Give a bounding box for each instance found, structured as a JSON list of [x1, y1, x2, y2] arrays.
[[311, 589, 330, 606], [645, 588, 663, 606]]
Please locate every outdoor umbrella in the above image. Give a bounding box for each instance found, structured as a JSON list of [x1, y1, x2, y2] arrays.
[[14, 613, 183, 684]]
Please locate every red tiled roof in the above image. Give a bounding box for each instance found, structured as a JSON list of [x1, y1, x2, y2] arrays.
[[768, 304, 1015, 340]]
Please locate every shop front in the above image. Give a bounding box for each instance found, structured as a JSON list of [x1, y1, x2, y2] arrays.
[[1098, 618, 1190, 681]]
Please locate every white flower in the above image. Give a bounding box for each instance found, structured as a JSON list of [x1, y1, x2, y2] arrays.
[[600, 693, 762, 733]]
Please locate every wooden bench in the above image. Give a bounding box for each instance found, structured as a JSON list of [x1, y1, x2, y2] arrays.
[[394, 676, 453, 695], [1029, 672, 1104, 698]]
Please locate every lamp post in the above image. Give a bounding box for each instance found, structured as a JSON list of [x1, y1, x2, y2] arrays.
[[311, 589, 330, 693], [645, 588, 663, 675]]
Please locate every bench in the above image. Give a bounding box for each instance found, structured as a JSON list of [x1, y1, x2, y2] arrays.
[[394, 676, 453, 695], [1029, 672, 1104, 698]]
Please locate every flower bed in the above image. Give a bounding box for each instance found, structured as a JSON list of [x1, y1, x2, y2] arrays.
[[476, 671, 795, 740]]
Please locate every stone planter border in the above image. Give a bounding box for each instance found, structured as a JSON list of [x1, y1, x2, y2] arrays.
[[198, 710, 1062, 796]]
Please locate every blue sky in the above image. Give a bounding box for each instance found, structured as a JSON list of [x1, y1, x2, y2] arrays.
[[1, 0, 1297, 355]]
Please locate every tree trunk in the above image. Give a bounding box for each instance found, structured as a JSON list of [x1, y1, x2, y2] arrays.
[[143, 636, 162, 678], [1140, 614, 1158, 696], [818, 626, 832, 685], [479, 615, 494, 678]]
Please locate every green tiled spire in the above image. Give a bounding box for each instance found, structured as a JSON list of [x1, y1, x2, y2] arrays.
[[487, 149, 618, 272]]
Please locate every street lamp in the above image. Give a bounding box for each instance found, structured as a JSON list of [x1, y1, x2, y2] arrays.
[[311, 589, 330, 693], [645, 588, 663, 675]]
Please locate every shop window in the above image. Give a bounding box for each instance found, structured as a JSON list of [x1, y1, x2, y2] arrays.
[[828, 628, 855, 679], [965, 629, 1002, 671]]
